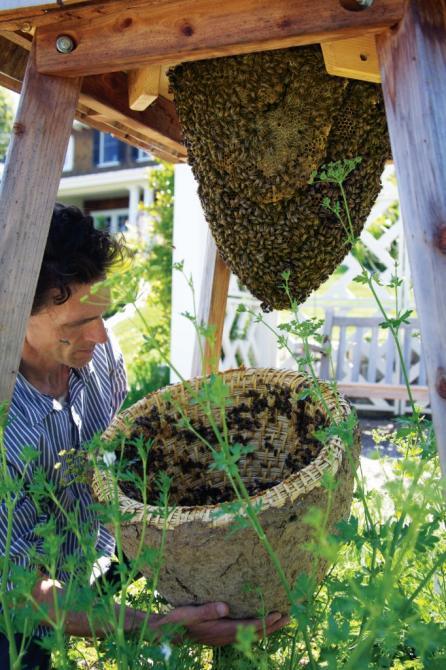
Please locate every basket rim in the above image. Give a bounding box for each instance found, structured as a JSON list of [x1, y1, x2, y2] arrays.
[[93, 367, 352, 529]]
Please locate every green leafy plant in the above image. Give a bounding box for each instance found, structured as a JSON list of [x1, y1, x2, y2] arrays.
[[1, 158, 445, 669]]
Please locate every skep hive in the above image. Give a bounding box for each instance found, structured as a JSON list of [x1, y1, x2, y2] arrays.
[[94, 369, 360, 617], [168, 45, 390, 310]]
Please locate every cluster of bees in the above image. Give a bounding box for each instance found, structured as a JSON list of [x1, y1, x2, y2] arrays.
[[169, 45, 390, 310], [119, 384, 329, 507]]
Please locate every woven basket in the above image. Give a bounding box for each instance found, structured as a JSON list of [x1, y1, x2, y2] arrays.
[[93, 368, 360, 617]]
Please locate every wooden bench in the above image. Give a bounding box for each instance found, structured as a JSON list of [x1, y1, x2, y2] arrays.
[[317, 309, 429, 407]]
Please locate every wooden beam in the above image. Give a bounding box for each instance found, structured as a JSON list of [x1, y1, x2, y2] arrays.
[[322, 35, 381, 82], [81, 72, 185, 159], [0, 0, 90, 28], [0, 42, 81, 405], [32, 0, 404, 77], [0, 35, 186, 162], [192, 231, 231, 377], [129, 65, 161, 111], [0, 32, 29, 83], [377, 0, 446, 477]]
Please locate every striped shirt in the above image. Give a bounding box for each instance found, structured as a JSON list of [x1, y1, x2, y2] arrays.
[[0, 334, 127, 632]]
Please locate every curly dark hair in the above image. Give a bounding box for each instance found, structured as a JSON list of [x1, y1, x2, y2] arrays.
[[32, 203, 127, 314]]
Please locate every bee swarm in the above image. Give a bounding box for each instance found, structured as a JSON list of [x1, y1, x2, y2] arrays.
[[168, 45, 390, 310], [120, 385, 329, 506]]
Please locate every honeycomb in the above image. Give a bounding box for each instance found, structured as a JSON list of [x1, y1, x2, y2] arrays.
[[169, 45, 390, 310]]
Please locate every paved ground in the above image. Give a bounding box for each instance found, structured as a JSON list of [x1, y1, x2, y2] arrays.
[[358, 416, 399, 457], [357, 415, 400, 491]]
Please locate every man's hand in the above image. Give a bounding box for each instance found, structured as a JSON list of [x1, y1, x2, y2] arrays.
[[149, 602, 289, 646]]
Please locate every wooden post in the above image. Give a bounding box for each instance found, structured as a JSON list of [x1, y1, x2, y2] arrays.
[[0, 42, 81, 405], [191, 231, 231, 378], [377, 0, 446, 477]]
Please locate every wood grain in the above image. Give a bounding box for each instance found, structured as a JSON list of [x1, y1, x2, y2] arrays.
[[82, 71, 185, 157], [322, 35, 381, 82], [32, 0, 404, 77], [0, 0, 91, 27], [192, 232, 231, 377], [128, 65, 161, 111], [0, 35, 186, 162], [0, 42, 81, 405], [377, 0, 446, 476]]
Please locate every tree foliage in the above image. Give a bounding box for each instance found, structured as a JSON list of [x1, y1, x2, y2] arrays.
[[0, 87, 14, 162], [116, 160, 174, 408]]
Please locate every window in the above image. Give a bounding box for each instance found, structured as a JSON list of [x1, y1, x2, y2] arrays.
[[136, 148, 151, 162], [91, 209, 129, 234], [62, 136, 74, 172], [97, 133, 120, 166]]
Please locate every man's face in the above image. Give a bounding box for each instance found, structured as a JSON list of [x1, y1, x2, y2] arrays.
[[25, 282, 110, 368]]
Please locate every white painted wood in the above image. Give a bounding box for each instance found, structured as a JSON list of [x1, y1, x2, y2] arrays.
[[338, 382, 429, 402], [170, 165, 209, 383], [367, 327, 379, 383], [319, 307, 334, 379], [0, 41, 80, 405], [384, 331, 395, 384], [336, 326, 347, 381], [351, 326, 363, 381], [127, 184, 140, 229]]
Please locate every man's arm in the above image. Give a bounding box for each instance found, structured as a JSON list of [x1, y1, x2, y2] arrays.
[[32, 576, 288, 645]]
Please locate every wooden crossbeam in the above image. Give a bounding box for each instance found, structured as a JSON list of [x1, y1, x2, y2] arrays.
[[0, 34, 186, 162], [377, 0, 446, 477], [0, 41, 81, 405], [0, 0, 90, 27], [82, 71, 184, 158], [30, 0, 404, 78]]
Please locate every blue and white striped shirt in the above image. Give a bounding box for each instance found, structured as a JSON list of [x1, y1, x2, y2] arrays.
[[1, 335, 127, 606]]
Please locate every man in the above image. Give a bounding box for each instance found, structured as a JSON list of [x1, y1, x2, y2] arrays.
[[0, 204, 287, 669]]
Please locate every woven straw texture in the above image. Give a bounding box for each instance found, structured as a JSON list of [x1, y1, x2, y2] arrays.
[[94, 368, 360, 617]]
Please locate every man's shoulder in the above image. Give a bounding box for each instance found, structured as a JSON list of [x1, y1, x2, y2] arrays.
[[93, 331, 123, 370]]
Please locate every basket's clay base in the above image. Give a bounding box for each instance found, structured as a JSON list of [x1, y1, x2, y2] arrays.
[[121, 434, 359, 618]]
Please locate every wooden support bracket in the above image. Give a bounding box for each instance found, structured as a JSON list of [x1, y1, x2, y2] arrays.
[[192, 232, 231, 378], [0, 41, 81, 405], [0, 35, 186, 162], [377, 0, 446, 478], [129, 65, 161, 111], [322, 34, 380, 82], [30, 0, 404, 77]]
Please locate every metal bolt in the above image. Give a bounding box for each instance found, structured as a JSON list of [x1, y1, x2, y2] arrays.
[[55, 35, 75, 54]]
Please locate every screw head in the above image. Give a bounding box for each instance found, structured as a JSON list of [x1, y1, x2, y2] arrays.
[[55, 35, 75, 54]]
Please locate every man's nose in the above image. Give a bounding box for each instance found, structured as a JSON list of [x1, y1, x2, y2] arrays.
[[86, 319, 108, 344]]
